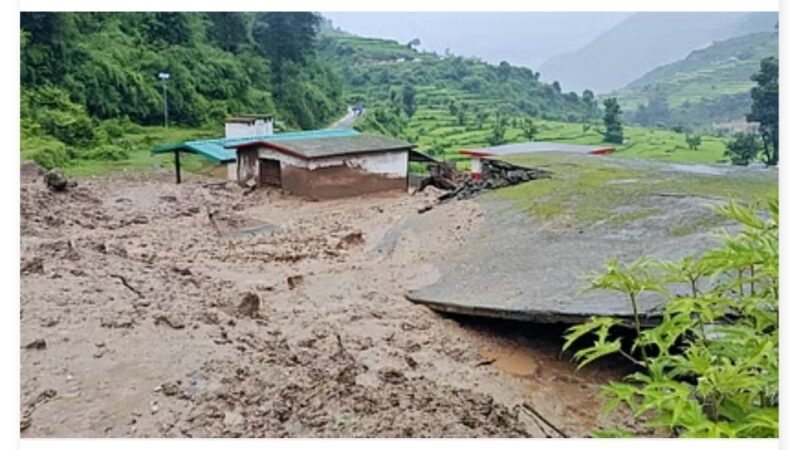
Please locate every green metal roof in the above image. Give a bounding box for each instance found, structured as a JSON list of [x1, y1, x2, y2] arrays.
[[151, 128, 361, 163], [229, 134, 415, 159]]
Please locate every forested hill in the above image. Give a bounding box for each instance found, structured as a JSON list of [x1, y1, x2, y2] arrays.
[[20, 12, 344, 168], [316, 29, 595, 137], [613, 31, 778, 130]]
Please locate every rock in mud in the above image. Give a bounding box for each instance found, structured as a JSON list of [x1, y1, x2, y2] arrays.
[[43, 169, 75, 192], [237, 292, 260, 318], [378, 368, 407, 385], [23, 338, 47, 350], [20, 257, 44, 275], [154, 314, 185, 330], [336, 231, 364, 249], [287, 275, 304, 290]]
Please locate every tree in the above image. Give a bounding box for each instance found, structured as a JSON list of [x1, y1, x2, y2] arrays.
[[488, 119, 506, 146], [476, 110, 489, 129], [208, 12, 250, 53], [456, 107, 467, 126], [448, 99, 459, 117], [685, 133, 702, 151], [581, 89, 597, 112], [498, 61, 511, 81], [552, 81, 561, 94], [602, 97, 624, 144], [747, 57, 779, 165], [522, 118, 538, 141], [253, 12, 321, 80], [402, 84, 416, 117], [407, 38, 421, 48], [725, 132, 760, 166], [147, 12, 196, 46]]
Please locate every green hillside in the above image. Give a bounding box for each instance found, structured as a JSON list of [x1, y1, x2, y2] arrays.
[[20, 12, 345, 171], [613, 31, 778, 129], [317, 29, 736, 167], [317, 30, 597, 128]]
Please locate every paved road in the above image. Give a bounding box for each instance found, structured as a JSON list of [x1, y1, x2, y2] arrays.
[[329, 107, 362, 129]]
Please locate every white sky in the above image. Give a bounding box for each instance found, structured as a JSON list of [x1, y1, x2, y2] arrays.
[[322, 12, 633, 69]]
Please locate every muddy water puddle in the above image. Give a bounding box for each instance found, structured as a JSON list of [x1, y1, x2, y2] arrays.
[[455, 316, 635, 437]]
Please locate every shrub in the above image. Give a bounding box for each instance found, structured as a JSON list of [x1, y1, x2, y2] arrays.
[[564, 200, 778, 438], [86, 144, 130, 161], [29, 138, 70, 169], [725, 132, 760, 166]]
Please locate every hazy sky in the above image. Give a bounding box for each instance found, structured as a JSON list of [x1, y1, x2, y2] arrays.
[[322, 12, 633, 69]]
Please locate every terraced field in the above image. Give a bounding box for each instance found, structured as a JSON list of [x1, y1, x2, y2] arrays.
[[372, 105, 732, 169]]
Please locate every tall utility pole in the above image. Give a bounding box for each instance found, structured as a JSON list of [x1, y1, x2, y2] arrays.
[[158, 72, 170, 128]]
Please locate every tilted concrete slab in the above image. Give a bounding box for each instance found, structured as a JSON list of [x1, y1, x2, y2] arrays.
[[402, 153, 778, 324]]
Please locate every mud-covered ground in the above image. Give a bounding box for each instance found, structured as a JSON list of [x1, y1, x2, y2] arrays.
[[20, 165, 630, 438]]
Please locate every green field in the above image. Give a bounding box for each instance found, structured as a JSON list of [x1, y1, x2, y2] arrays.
[[22, 125, 221, 178], [392, 105, 731, 168]]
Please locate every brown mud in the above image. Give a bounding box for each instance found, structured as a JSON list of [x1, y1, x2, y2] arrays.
[[20, 167, 631, 437]]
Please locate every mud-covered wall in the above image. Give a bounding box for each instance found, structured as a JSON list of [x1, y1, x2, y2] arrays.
[[281, 157, 408, 200], [280, 165, 316, 198], [306, 165, 407, 199], [236, 148, 260, 184], [248, 147, 410, 199]]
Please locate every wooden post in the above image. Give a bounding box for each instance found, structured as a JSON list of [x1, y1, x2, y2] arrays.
[[174, 150, 182, 184]]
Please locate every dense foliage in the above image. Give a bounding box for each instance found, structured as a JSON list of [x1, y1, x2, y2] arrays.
[[20, 12, 345, 168], [564, 200, 778, 437]]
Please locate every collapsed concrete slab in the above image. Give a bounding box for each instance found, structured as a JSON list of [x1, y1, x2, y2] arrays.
[[403, 153, 778, 324]]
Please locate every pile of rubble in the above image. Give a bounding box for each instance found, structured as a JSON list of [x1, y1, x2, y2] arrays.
[[433, 159, 551, 202]]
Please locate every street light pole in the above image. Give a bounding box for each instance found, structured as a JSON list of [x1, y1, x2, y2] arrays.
[[158, 72, 170, 128]]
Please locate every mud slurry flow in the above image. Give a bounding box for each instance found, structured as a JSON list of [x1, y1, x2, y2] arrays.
[[20, 168, 625, 437]]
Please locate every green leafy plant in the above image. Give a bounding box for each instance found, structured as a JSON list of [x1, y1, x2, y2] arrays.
[[564, 199, 778, 437]]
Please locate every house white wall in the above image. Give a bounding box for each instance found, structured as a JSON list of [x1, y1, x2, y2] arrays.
[[225, 117, 274, 180], [226, 162, 237, 181], [225, 118, 274, 138], [309, 151, 408, 178], [256, 148, 307, 169], [253, 148, 408, 179], [470, 157, 483, 180]]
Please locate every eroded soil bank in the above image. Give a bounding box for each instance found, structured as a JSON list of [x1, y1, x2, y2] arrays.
[[20, 167, 628, 437]]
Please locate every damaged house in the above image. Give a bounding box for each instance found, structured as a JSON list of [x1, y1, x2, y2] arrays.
[[228, 134, 424, 199], [152, 117, 435, 200]]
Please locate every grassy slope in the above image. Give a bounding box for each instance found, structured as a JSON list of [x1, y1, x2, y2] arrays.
[[52, 126, 221, 177], [613, 32, 778, 111], [488, 152, 777, 232]]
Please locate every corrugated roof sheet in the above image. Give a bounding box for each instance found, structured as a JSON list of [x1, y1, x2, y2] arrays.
[[151, 128, 361, 163], [460, 142, 614, 158], [229, 134, 416, 160]]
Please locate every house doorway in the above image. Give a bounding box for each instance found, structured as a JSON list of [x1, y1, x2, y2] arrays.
[[259, 159, 281, 187]]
